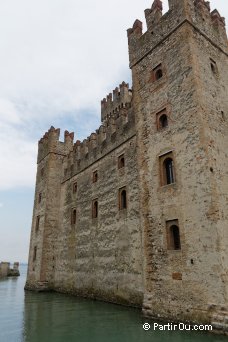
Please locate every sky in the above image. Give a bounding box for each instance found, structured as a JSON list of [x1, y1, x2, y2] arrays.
[[0, 0, 227, 263]]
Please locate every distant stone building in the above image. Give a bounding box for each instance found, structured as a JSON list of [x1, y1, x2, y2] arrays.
[[26, 0, 228, 332], [0, 262, 20, 277]]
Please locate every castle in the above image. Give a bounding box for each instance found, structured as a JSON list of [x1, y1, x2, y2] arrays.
[[26, 0, 228, 332]]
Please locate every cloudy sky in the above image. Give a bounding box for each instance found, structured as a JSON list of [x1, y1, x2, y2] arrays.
[[0, 0, 227, 263]]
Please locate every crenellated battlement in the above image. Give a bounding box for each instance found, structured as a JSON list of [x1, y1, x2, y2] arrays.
[[38, 126, 74, 163], [128, 0, 228, 68], [101, 81, 132, 122], [61, 104, 135, 180]]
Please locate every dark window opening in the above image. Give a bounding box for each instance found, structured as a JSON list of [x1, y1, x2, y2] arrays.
[[159, 114, 168, 128], [38, 193, 42, 203], [210, 58, 218, 75], [33, 246, 37, 262], [93, 171, 98, 183], [72, 209, 76, 225], [119, 188, 127, 210], [35, 216, 40, 232], [164, 158, 175, 185], [170, 225, 181, 250], [73, 182, 77, 193], [118, 154, 125, 169], [155, 68, 163, 80], [92, 200, 98, 218]]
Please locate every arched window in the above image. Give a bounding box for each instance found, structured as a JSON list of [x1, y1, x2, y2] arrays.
[[92, 200, 98, 218], [118, 154, 125, 169], [170, 225, 181, 250], [164, 158, 175, 185], [159, 114, 168, 128], [119, 188, 127, 210], [72, 209, 76, 225]]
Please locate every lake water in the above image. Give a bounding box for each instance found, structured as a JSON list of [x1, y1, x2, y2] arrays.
[[0, 265, 227, 342]]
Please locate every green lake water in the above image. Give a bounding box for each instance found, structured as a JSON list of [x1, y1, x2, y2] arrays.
[[0, 265, 227, 342]]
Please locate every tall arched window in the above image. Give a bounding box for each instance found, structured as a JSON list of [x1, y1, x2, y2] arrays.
[[119, 188, 127, 210], [166, 220, 181, 251], [164, 158, 175, 185]]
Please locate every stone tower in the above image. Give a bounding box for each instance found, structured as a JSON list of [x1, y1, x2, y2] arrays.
[[128, 0, 228, 328], [26, 127, 74, 289]]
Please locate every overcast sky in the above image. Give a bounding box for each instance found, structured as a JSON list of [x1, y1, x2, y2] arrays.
[[0, 0, 227, 263]]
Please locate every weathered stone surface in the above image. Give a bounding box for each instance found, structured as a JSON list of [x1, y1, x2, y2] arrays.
[[26, 0, 228, 333]]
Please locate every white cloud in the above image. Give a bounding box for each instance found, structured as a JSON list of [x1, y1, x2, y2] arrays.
[[0, 0, 227, 190]]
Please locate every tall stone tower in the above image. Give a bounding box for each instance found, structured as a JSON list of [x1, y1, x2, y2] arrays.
[[25, 127, 74, 289], [128, 0, 228, 328]]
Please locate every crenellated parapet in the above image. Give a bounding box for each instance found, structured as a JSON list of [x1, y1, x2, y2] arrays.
[[38, 126, 74, 163], [128, 0, 228, 68], [101, 81, 132, 122], [61, 104, 135, 180]]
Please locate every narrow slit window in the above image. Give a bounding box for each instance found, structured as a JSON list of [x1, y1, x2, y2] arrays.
[[73, 182, 77, 194], [35, 216, 40, 232], [119, 188, 127, 210], [92, 200, 98, 219], [33, 246, 37, 262], [166, 220, 181, 251], [71, 209, 77, 225], [118, 154, 125, 169], [93, 171, 98, 183], [38, 193, 42, 203]]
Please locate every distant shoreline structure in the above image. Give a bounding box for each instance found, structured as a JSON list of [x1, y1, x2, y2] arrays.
[[0, 262, 20, 278]]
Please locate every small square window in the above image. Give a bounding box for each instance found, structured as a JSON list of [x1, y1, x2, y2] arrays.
[[93, 170, 98, 183]]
